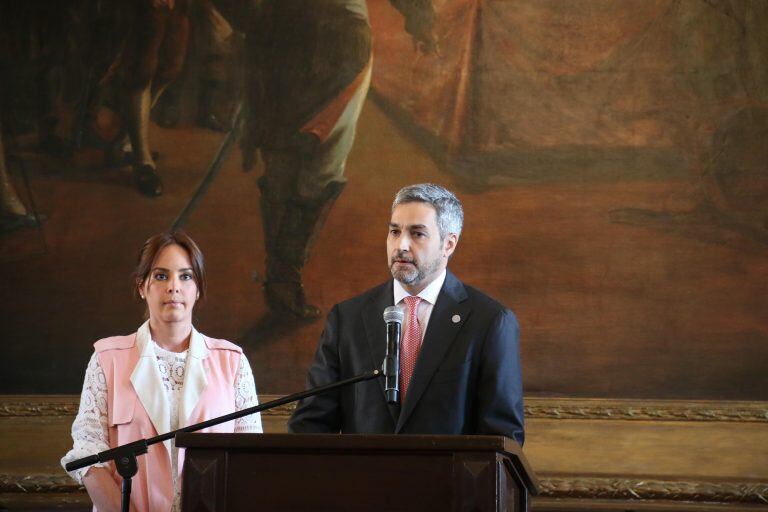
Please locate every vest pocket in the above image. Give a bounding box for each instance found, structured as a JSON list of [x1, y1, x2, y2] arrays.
[[109, 393, 136, 426]]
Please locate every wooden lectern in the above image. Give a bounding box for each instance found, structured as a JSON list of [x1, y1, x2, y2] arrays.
[[178, 433, 538, 511]]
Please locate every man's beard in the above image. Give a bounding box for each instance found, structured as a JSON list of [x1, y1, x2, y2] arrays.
[[389, 251, 442, 286]]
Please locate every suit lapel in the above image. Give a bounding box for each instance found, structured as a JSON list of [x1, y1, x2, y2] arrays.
[[130, 321, 172, 458], [361, 281, 400, 424], [180, 327, 209, 427], [396, 271, 470, 432]]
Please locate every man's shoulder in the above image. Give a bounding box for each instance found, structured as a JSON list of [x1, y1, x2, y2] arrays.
[[334, 280, 390, 312], [449, 273, 516, 319], [463, 283, 510, 312], [448, 277, 519, 342]]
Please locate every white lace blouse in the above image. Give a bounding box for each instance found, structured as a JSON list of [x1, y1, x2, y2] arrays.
[[61, 339, 262, 510]]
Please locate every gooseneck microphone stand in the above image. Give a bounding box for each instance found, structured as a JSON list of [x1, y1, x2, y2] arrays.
[[65, 369, 382, 512]]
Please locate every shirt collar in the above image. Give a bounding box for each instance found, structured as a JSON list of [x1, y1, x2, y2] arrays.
[[136, 320, 207, 358], [393, 268, 447, 306]]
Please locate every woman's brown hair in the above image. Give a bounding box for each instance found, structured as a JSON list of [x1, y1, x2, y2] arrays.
[[133, 231, 207, 303]]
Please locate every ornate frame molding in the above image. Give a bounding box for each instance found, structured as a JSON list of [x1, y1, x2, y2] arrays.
[[538, 476, 768, 504], [522, 398, 768, 423], [0, 474, 80, 494], [2, 395, 766, 422], [0, 396, 79, 417], [2, 474, 766, 505]]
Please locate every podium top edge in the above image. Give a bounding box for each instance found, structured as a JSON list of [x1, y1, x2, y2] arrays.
[[176, 433, 521, 453]]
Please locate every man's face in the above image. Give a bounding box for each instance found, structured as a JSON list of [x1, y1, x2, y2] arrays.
[[387, 202, 457, 293]]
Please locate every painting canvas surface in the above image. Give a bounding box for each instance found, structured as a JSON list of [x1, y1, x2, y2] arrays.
[[0, 0, 766, 400]]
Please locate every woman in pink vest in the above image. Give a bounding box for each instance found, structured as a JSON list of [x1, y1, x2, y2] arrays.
[[61, 231, 262, 511]]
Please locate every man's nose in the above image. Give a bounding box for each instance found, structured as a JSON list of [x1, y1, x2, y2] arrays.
[[398, 233, 411, 251]]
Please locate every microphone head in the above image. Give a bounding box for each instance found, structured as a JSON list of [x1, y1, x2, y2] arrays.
[[383, 305, 405, 324]]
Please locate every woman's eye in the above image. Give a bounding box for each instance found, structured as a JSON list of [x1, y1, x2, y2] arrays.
[[154, 272, 167, 281], [180, 273, 193, 281]]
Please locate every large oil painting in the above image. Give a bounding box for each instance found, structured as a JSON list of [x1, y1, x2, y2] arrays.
[[1, 0, 766, 401]]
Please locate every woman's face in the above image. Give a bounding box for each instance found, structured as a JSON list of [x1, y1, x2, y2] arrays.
[[139, 244, 198, 327]]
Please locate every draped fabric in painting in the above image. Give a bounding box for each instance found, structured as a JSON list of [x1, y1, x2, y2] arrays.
[[370, 0, 768, 178]]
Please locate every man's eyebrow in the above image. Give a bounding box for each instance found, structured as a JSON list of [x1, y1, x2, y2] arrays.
[[389, 223, 428, 230]]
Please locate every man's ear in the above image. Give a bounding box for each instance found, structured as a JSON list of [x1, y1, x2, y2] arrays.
[[443, 233, 458, 258]]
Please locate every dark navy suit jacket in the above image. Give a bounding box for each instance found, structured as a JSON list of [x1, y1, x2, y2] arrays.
[[288, 270, 525, 445]]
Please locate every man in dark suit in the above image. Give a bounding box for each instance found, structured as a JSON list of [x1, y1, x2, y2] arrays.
[[289, 183, 524, 445]]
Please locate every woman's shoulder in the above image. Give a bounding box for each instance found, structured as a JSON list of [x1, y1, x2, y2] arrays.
[[93, 333, 137, 353], [202, 336, 243, 354]]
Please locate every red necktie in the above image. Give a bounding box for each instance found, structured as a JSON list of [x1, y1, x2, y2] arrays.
[[400, 295, 423, 399]]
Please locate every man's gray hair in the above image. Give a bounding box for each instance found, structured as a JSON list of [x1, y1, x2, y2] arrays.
[[392, 183, 464, 239]]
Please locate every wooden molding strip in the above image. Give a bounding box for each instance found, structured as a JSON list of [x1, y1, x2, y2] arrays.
[[0, 474, 81, 494], [0, 397, 79, 417], [2, 474, 766, 505], [0, 395, 294, 418], [537, 476, 768, 505], [2, 395, 766, 422], [523, 398, 768, 422]]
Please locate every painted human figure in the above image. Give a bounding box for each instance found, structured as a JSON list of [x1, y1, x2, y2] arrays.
[[156, 0, 239, 132], [241, 0, 438, 318], [101, 0, 191, 197], [0, 128, 31, 228]]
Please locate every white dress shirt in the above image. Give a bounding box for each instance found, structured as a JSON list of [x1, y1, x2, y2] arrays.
[[393, 269, 447, 344]]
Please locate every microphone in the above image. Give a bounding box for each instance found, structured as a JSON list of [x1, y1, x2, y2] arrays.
[[382, 305, 404, 404]]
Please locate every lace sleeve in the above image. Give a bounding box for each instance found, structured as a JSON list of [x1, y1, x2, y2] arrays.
[[60, 352, 111, 484], [234, 355, 263, 433]]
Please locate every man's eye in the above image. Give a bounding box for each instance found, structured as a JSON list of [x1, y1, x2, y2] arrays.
[[389, 229, 400, 236], [413, 232, 426, 238]]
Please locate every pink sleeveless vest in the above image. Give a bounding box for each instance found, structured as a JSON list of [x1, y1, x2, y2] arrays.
[[95, 330, 243, 512]]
